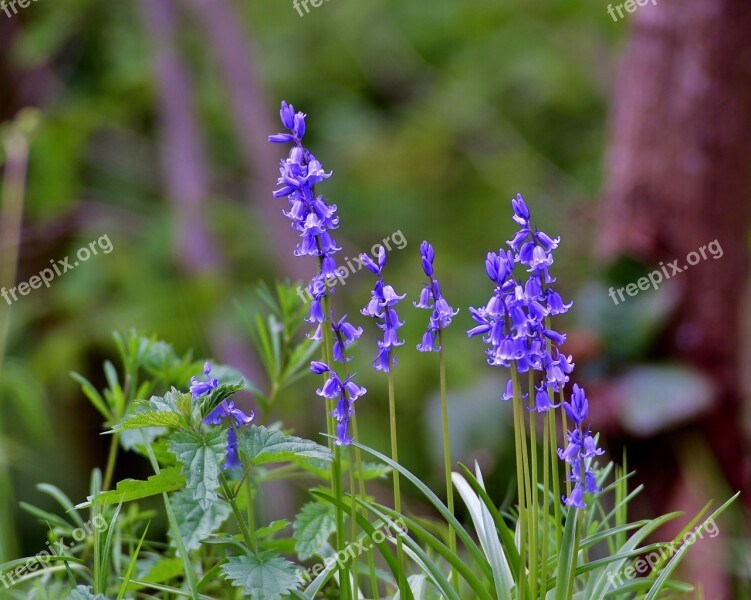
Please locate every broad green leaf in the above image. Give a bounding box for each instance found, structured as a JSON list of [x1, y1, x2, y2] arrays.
[[221, 551, 300, 600], [170, 489, 231, 551], [293, 501, 336, 560], [169, 429, 227, 510], [75, 466, 186, 508], [115, 388, 192, 432], [70, 585, 107, 600], [239, 425, 333, 466], [256, 519, 292, 539]]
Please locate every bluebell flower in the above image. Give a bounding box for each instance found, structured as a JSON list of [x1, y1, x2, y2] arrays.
[[469, 195, 604, 508], [190, 362, 254, 470], [311, 361, 366, 445], [360, 249, 405, 372], [558, 385, 604, 508], [414, 241, 459, 353], [190, 362, 218, 399], [225, 427, 242, 470]]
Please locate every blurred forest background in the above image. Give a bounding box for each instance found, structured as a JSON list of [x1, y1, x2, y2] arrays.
[[1, 0, 750, 596]]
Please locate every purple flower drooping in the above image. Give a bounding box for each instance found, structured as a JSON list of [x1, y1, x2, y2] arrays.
[[414, 241, 459, 353], [360, 247, 406, 372], [558, 384, 604, 508], [468, 195, 604, 508], [270, 102, 369, 447], [191, 362, 254, 470], [311, 361, 367, 446]]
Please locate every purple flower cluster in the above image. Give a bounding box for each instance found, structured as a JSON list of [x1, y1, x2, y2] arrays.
[[269, 101, 341, 335], [558, 385, 604, 508], [468, 194, 603, 508], [467, 194, 573, 399], [360, 247, 406, 372], [191, 362, 254, 470], [311, 361, 367, 446], [414, 241, 459, 352], [270, 101, 366, 446]]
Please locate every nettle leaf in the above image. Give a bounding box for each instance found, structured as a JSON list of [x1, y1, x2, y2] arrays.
[[170, 488, 231, 551], [238, 425, 333, 466], [70, 585, 107, 600], [293, 501, 336, 560], [169, 428, 227, 510], [221, 551, 300, 600], [115, 388, 192, 431], [196, 381, 247, 422], [74, 466, 185, 508]]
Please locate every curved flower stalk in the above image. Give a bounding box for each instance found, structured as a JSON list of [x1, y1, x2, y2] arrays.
[[467, 194, 605, 598], [191, 362, 254, 470], [414, 240, 460, 589], [269, 101, 370, 598]]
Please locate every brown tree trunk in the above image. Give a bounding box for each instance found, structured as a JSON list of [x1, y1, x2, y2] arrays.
[[599, 1, 751, 592]]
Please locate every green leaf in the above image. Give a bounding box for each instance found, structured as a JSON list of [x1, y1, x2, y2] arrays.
[[70, 585, 107, 600], [293, 501, 336, 560], [239, 425, 333, 466], [170, 488, 232, 551], [196, 381, 248, 422], [75, 466, 186, 508], [115, 388, 192, 432], [169, 429, 227, 511], [221, 551, 301, 600], [554, 507, 579, 600]]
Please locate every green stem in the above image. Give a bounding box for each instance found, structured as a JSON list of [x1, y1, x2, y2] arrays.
[[221, 474, 256, 552], [438, 329, 458, 592], [352, 414, 379, 599], [527, 371, 538, 599], [388, 370, 407, 595], [319, 294, 349, 600], [348, 445, 359, 599], [510, 365, 527, 599], [560, 389, 571, 500], [540, 411, 550, 599], [548, 403, 563, 549], [141, 432, 199, 600], [102, 431, 120, 492]]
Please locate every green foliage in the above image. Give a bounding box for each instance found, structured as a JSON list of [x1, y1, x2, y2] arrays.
[[75, 467, 186, 508], [238, 425, 333, 466], [170, 489, 231, 552], [169, 429, 227, 511], [293, 501, 337, 560], [221, 551, 301, 600]]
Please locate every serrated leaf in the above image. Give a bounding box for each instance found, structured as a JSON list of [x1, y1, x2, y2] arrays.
[[115, 388, 191, 432], [169, 429, 227, 510], [221, 551, 300, 600], [293, 502, 336, 560], [238, 425, 333, 466], [170, 489, 231, 551], [196, 381, 247, 422], [75, 466, 186, 508], [256, 519, 291, 539], [70, 586, 107, 600]]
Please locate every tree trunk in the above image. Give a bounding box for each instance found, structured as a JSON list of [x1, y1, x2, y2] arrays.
[[599, 0, 751, 592]]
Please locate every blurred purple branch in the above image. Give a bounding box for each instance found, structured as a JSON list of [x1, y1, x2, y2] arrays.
[[139, 0, 223, 274], [186, 0, 309, 281]]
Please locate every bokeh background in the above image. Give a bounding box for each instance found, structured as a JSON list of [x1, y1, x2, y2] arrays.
[[1, 0, 750, 596]]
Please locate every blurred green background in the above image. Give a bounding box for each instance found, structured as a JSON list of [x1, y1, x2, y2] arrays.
[[1, 0, 748, 595]]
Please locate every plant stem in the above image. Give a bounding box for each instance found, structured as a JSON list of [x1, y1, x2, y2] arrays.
[[527, 371, 538, 600], [548, 401, 563, 549], [388, 370, 406, 595], [348, 445, 359, 599], [510, 365, 527, 600], [352, 414, 379, 599], [540, 410, 550, 598], [102, 432, 121, 492], [221, 474, 256, 552], [438, 329, 458, 592]]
